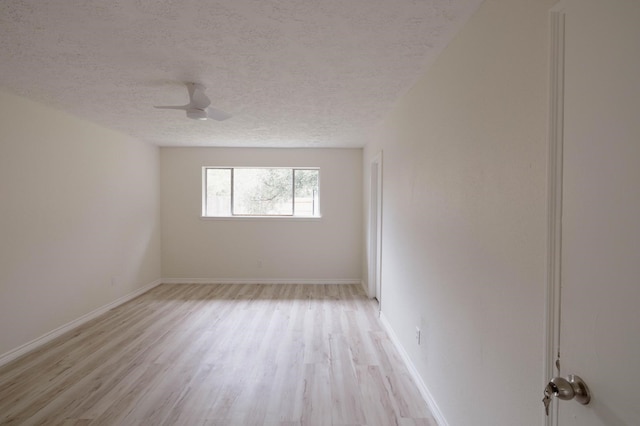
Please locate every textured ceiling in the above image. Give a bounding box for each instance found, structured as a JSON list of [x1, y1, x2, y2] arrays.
[[0, 0, 483, 148]]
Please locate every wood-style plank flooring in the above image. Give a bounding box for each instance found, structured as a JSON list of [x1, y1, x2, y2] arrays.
[[0, 284, 436, 425]]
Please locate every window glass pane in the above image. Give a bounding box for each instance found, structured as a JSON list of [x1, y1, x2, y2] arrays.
[[233, 168, 293, 215], [205, 168, 231, 216], [294, 169, 319, 216]]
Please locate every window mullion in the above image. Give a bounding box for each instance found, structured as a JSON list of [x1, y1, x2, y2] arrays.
[[230, 168, 235, 216], [292, 169, 296, 216], [204, 168, 209, 216]]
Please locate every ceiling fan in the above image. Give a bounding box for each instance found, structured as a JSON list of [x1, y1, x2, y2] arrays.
[[154, 82, 232, 121]]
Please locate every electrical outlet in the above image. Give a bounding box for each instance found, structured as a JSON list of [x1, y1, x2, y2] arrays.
[[257, 260, 263, 268], [415, 327, 421, 345]]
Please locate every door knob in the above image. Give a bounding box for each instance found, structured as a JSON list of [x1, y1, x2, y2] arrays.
[[542, 374, 591, 416], [549, 374, 591, 404]]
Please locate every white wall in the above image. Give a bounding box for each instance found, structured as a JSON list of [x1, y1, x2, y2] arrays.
[[0, 91, 161, 357], [363, 0, 556, 424], [161, 147, 362, 282]]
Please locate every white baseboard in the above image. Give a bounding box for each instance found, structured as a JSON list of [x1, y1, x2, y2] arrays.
[[0, 279, 162, 367], [379, 312, 449, 426], [161, 278, 363, 285]]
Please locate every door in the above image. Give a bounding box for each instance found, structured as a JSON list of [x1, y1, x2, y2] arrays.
[[553, 0, 640, 424]]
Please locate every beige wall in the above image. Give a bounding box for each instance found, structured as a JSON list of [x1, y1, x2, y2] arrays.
[[363, 0, 557, 424], [0, 91, 161, 357], [161, 147, 362, 282]]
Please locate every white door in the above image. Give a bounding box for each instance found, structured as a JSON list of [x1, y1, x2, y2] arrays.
[[555, 0, 640, 424]]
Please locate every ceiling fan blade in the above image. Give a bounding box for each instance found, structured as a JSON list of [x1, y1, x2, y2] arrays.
[[187, 83, 211, 110], [154, 105, 189, 110], [206, 107, 232, 121]]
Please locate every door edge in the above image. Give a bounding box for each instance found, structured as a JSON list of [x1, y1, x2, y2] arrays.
[[544, 3, 566, 425]]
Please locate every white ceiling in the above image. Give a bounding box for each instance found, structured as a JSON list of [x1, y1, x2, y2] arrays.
[[0, 0, 483, 148]]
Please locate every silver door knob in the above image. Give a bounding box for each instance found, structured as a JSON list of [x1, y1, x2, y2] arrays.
[[548, 374, 591, 405]]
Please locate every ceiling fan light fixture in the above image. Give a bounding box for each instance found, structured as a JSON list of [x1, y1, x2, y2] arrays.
[[187, 108, 208, 120]]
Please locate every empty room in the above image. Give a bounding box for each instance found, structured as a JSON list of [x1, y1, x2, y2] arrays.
[[1, 1, 639, 425]]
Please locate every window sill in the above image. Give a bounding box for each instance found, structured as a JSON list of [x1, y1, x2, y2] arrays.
[[200, 216, 322, 222]]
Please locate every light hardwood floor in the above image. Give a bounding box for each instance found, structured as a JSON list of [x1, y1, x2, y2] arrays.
[[0, 284, 436, 425]]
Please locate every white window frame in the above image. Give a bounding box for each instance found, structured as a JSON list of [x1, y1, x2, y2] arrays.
[[201, 166, 321, 219]]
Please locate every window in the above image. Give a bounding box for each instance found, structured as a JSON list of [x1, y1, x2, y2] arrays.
[[203, 167, 320, 217]]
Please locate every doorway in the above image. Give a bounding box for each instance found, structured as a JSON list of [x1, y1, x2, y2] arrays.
[[368, 152, 383, 305]]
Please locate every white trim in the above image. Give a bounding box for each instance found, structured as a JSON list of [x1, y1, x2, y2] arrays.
[[379, 312, 449, 426], [161, 278, 363, 285], [544, 3, 565, 425], [0, 279, 162, 367]]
